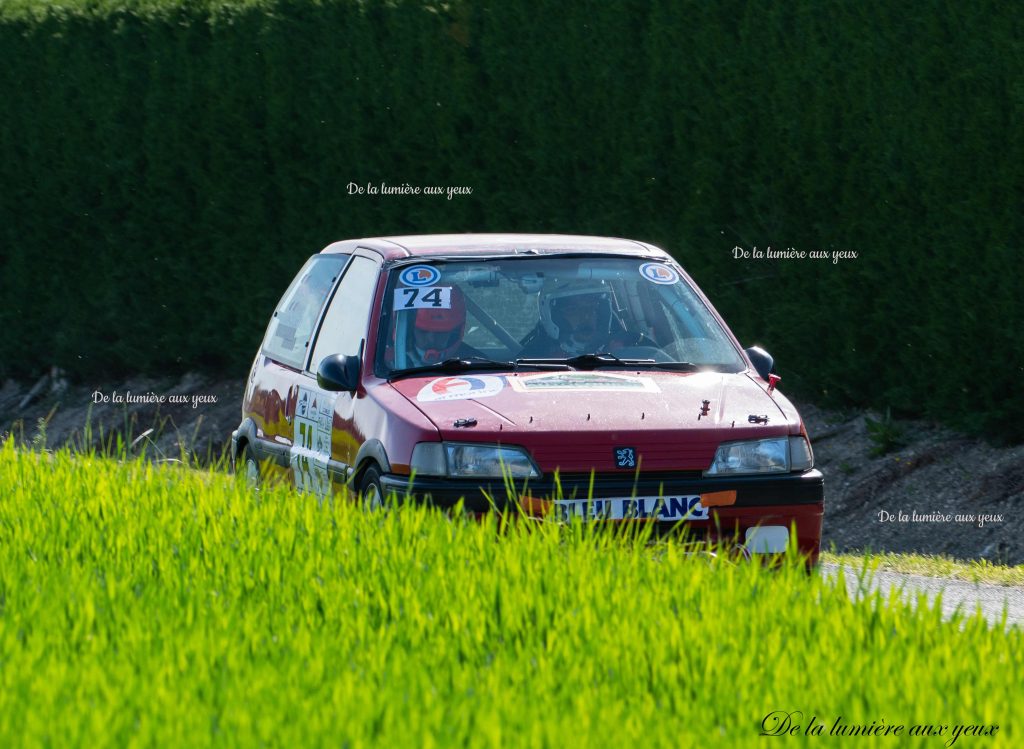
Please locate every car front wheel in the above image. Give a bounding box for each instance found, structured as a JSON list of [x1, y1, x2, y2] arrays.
[[358, 465, 385, 510], [239, 444, 260, 489]]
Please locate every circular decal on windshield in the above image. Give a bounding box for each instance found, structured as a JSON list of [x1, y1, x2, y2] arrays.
[[639, 262, 679, 285], [400, 265, 441, 287], [417, 376, 505, 402]]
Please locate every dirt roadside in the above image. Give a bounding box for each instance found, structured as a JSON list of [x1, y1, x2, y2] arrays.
[[0, 371, 243, 464], [3, 373, 1022, 564], [801, 403, 1024, 564]]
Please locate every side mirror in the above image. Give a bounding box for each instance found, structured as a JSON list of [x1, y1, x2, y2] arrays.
[[744, 346, 775, 381], [317, 354, 360, 392]]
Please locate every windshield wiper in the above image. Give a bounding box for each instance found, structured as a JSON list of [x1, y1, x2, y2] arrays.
[[515, 353, 647, 370], [643, 361, 700, 371], [388, 357, 513, 381], [516, 352, 700, 372], [514, 353, 635, 370], [567, 352, 643, 369], [582, 352, 703, 371], [389, 356, 568, 381]]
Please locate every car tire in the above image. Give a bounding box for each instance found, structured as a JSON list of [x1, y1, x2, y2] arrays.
[[358, 464, 386, 510], [239, 444, 260, 489]]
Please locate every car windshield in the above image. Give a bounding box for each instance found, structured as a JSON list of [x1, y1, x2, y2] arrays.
[[376, 256, 746, 377]]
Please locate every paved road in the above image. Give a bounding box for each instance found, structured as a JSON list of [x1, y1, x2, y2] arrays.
[[820, 564, 1024, 628]]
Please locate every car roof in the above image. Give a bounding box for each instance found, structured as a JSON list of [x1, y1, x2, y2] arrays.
[[319, 233, 670, 262]]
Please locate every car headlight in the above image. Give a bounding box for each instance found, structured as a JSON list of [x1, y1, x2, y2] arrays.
[[410, 442, 540, 479], [703, 436, 814, 476]]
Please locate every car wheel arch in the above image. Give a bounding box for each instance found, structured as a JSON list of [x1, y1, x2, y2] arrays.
[[351, 439, 392, 480], [234, 418, 259, 459]]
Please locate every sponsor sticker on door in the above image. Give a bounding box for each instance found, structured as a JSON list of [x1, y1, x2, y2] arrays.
[[291, 387, 334, 500]]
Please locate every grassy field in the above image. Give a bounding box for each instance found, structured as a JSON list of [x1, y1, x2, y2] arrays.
[[1, 440, 1021, 748]]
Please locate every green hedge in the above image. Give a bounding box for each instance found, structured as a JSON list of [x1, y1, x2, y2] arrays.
[[1, 0, 1021, 441]]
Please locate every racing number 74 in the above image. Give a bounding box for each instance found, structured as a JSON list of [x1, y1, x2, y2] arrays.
[[399, 287, 445, 308]]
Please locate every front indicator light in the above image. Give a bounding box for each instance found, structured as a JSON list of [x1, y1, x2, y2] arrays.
[[789, 436, 814, 471], [409, 443, 446, 477]]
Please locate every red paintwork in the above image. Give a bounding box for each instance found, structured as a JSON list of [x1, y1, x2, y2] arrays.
[[387, 371, 798, 473], [706, 502, 824, 564], [243, 355, 299, 483]]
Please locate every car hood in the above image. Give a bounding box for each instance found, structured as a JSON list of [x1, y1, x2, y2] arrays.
[[388, 370, 800, 473]]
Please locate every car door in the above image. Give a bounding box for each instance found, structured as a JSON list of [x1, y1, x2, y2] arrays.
[[289, 252, 382, 500], [246, 253, 349, 483]]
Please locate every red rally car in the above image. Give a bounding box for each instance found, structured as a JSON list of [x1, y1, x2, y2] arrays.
[[232, 234, 824, 560]]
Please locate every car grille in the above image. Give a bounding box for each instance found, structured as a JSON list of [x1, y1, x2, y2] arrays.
[[529, 439, 717, 473]]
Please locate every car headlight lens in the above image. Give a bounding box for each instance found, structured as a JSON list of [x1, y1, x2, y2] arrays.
[[410, 442, 540, 479], [704, 437, 790, 476]]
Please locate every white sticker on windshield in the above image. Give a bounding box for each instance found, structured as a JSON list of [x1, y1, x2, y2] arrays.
[[639, 262, 679, 285], [393, 286, 452, 311]]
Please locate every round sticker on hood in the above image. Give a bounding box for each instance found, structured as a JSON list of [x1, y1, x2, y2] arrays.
[[639, 262, 679, 285], [400, 265, 441, 286], [417, 375, 505, 402]]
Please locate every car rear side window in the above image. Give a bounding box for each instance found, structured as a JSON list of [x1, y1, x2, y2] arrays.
[[308, 256, 380, 371], [262, 254, 348, 369]]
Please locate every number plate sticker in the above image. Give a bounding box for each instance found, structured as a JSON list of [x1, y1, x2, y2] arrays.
[[393, 286, 452, 310], [554, 495, 710, 522]]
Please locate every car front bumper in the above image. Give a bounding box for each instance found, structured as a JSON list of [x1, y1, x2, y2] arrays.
[[379, 468, 825, 560]]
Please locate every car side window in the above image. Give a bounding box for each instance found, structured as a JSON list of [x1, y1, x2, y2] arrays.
[[308, 256, 380, 372], [262, 254, 348, 369]]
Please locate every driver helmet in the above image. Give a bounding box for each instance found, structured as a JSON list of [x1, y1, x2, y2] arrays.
[[538, 279, 614, 355], [411, 286, 467, 364]]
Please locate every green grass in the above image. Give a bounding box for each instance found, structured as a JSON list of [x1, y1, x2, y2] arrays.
[[823, 551, 1024, 588], [1, 440, 1021, 748]]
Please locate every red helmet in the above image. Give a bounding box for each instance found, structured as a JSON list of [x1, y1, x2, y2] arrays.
[[414, 286, 467, 333], [412, 286, 467, 362]]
